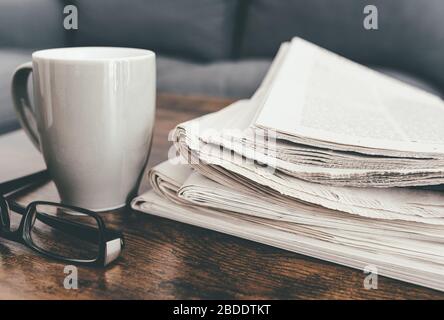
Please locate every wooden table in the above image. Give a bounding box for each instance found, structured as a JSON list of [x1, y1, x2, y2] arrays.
[[0, 94, 443, 300]]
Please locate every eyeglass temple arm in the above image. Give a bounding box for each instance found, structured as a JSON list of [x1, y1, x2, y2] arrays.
[[0, 170, 49, 197]]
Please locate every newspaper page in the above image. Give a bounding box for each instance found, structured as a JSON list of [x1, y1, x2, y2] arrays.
[[254, 38, 444, 156]]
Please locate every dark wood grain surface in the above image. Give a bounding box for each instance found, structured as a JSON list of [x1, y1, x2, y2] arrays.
[[1, 94, 443, 300]]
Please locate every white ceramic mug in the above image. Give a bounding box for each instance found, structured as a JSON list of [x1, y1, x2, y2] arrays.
[[12, 47, 156, 211]]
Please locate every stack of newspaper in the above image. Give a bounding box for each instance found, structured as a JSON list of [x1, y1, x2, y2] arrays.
[[132, 38, 444, 291]]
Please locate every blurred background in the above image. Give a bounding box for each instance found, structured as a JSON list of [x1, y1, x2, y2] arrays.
[[1, 0, 443, 134]]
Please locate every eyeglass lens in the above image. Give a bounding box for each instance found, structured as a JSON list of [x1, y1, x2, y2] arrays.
[[29, 204, 101, 261]]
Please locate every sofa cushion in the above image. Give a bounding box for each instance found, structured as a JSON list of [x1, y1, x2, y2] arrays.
[[157, 56, 272, 98], [73, 0, 239, 61], [0, 0, 66, 49], [240, 0, 444, 92], [156, 56, 443, 99]]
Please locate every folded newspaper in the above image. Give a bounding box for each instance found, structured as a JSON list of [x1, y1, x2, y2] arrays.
[[132, 38, 444, 291], [132, 160, 444, 291], [176, 38, 444, 188]]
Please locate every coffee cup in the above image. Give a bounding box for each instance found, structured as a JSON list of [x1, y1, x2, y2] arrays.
[[12, 47, 156, 211]]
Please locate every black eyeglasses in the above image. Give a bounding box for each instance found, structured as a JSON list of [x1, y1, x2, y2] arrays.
[[0, 170, 124, 267]]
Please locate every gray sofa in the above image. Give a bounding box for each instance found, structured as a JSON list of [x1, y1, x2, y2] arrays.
[[1, 0, 444, 134]]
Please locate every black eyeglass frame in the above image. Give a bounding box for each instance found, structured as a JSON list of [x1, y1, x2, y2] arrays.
[[0, 170, 124, 267]]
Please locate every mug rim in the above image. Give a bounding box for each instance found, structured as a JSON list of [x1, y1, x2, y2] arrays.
[[32, 47, 155, 62]]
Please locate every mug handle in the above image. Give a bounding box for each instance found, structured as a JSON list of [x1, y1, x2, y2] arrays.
[[11, 62, 41, 151]]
